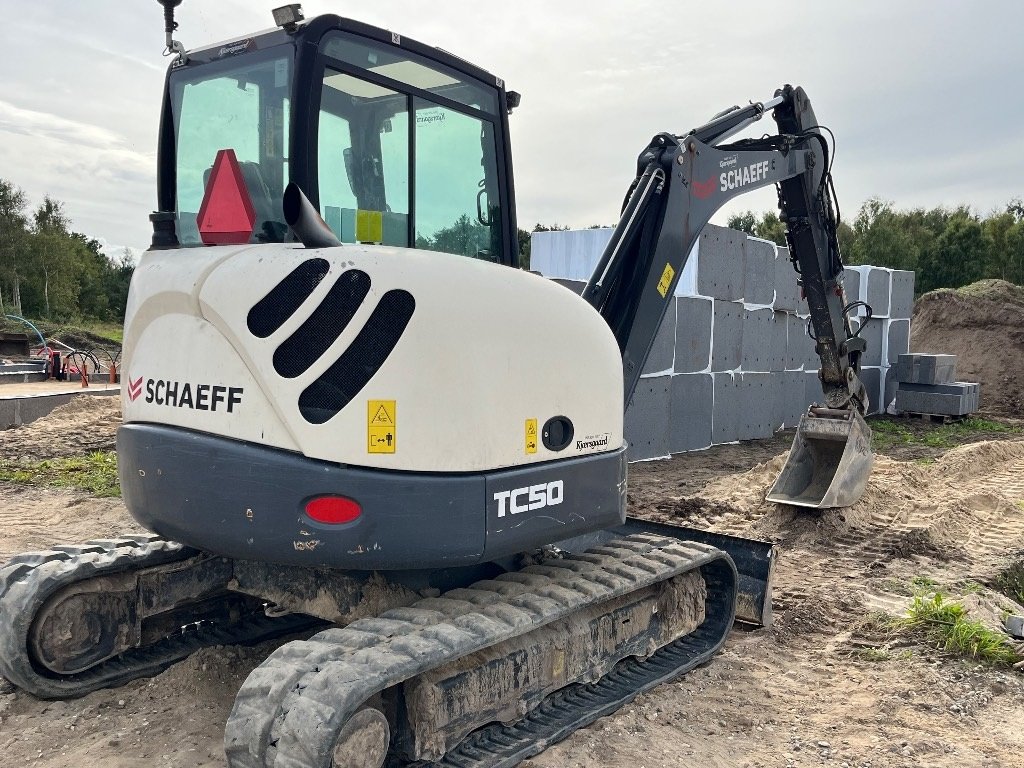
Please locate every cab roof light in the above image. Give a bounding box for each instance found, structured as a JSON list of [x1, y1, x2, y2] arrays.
[[272, 4, 304, 33]]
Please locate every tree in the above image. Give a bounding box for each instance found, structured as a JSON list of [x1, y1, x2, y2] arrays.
[[916, 214, 987, 294], [0, 179, 29, 315], [727, 211, 757, 235]]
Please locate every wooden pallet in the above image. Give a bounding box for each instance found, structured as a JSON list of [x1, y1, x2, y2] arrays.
[[898, 411, 969, 424]]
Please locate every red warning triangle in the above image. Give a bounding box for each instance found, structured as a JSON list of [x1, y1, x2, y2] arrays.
[[196, 149, 257, 245]]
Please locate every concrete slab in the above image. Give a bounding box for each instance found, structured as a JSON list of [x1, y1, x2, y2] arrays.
[[769, 311, 788, 372], [773, 247, 801, 312], [741, 308, 772, 372], [866, 267, 891, 317], [737, 373, 776, 440], [712, 372, 739, 444], [642, 304, 676, 374], [669, 373, 713, 452], [890, 270, 915, 319], [744, 237, 775, 305], [625, 375, 671, 460], [895, 388, 974, 416], [711, 300, 744, 372], [674, 296, 713, 373], [886, 319, 910, 365], [804, 370, 823, 410], [783, 370, 807, 427], [842, 267, 861, 311], [857, 317, 885, 367], [896, 353, 957, 385], [787, 313, 810, 370], [696, 224, 745, 301], [860, 366, 883, 415]]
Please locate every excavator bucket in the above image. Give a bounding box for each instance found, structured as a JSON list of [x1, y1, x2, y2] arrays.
[[767, 407, 874, 508]]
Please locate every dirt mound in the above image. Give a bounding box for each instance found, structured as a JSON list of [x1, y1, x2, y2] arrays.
[[911, 279, 1024, 416], [0, 395, 121, 460]]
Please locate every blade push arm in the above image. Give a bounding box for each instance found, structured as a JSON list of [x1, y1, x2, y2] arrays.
[[583, 85, 866, 414]]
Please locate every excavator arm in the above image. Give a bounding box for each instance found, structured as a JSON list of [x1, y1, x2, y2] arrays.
[[584, 85, 873, 508]]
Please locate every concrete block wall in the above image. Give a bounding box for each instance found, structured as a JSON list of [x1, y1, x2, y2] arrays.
[[533, 227, 915, 459]]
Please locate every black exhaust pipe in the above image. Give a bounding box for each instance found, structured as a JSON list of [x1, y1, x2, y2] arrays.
[[283, 182, 342, 248]]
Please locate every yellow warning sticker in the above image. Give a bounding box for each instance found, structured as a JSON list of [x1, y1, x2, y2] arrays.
[[356, 209, 384, 243], [525, 418, 538, 454], [657, 262, 675, 298], [367, 400, 396, 453]]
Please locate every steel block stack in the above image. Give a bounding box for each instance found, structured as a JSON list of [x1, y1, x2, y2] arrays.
[[530, 226, 914, 460]]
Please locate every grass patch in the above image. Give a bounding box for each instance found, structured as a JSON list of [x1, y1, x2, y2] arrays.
[[993, 561, 1024, 606], [0, 452, 120, 497], [871, 416, 1023, 451], [902, 592, 1020, 666]]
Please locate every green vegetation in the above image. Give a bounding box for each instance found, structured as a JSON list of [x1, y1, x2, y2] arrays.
[[902, 592, 1020, 666], [0, 178, 133, 323], [993, 561, 1024, 606], [730, 197, 1024, 295], [870, 417, 1022, 451], [0, 452, 120, 497]]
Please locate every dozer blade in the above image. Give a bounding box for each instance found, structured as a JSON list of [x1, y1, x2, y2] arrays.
[[766, 406, 874, 508]]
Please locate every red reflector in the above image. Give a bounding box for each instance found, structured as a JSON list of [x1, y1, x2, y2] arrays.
[[305, 496, 362, 525], [196, 148, 257, 245]]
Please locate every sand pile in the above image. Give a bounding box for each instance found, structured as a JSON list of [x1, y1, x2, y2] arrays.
[[0, 395, 121, 460], [910, 279, 1024, 416]]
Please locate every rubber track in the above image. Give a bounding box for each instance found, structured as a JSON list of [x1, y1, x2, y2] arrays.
[[224, 533, 738, 768], [0, 535, 321, 699]]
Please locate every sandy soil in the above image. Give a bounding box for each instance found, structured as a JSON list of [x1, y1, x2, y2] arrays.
[[1, 399, 1023, 767]]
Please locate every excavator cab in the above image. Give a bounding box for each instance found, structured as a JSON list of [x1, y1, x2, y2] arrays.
[[157, 14, 518, 264]]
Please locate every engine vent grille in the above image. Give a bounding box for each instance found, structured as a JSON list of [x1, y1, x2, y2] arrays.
[[273, 269, 371, 378], [298, 290, 416, 424], [246, 258, 330, 338]]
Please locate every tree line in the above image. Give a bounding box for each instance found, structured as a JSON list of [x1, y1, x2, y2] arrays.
[[0, 178, 133, 323], [728, 198, 1024, 295]]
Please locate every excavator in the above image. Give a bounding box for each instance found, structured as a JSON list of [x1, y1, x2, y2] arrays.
[[0, 3, 874, 766]]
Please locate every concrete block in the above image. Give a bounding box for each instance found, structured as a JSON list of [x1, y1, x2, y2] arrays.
[[696, 224, 745, 301], [860, 367, 883, 415], [865, 267, 891, 317], [624, 375, 671, 460], [744, 237, 775, 305], [895, 387, 973, 416], [711, 300, 744, 371], [769, 311, 788, 372], [552, 278, 586, 296], [890, 270, 915, 319], [669, 373, 713, 452], [741, 308, 772, 372], [773, 247, 801, 312], [712, 372, 740, 444], [782, 370, 807, 427], [896, 353, 957, 385], [786, 313, 810, 370], [804, 370, 823, 410], [857, 317, 885, 367], [884, 366, 898, 413], [674, 296, 713, 373], [886, 319, 910, 365], [842, 267, 861, 310], [642, 304, 676, 375], [737, 373, 776, 440]]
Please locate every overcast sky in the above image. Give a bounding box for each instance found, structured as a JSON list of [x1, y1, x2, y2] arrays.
[[1, 1, 1022, 259]]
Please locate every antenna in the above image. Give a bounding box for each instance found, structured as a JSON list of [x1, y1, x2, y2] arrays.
[[156, 0, 187, 64]]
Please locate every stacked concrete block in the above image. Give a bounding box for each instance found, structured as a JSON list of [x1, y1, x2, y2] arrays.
[[674, 297, 713, 373], [894, 354, 979, 417], [642, 304, 676, 375], [696, 225, 745, 300], [711, 301, 744, 371], [536, 226, 917, 457], [624, 376, 671, 460], [669, 373, 713, 452]]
